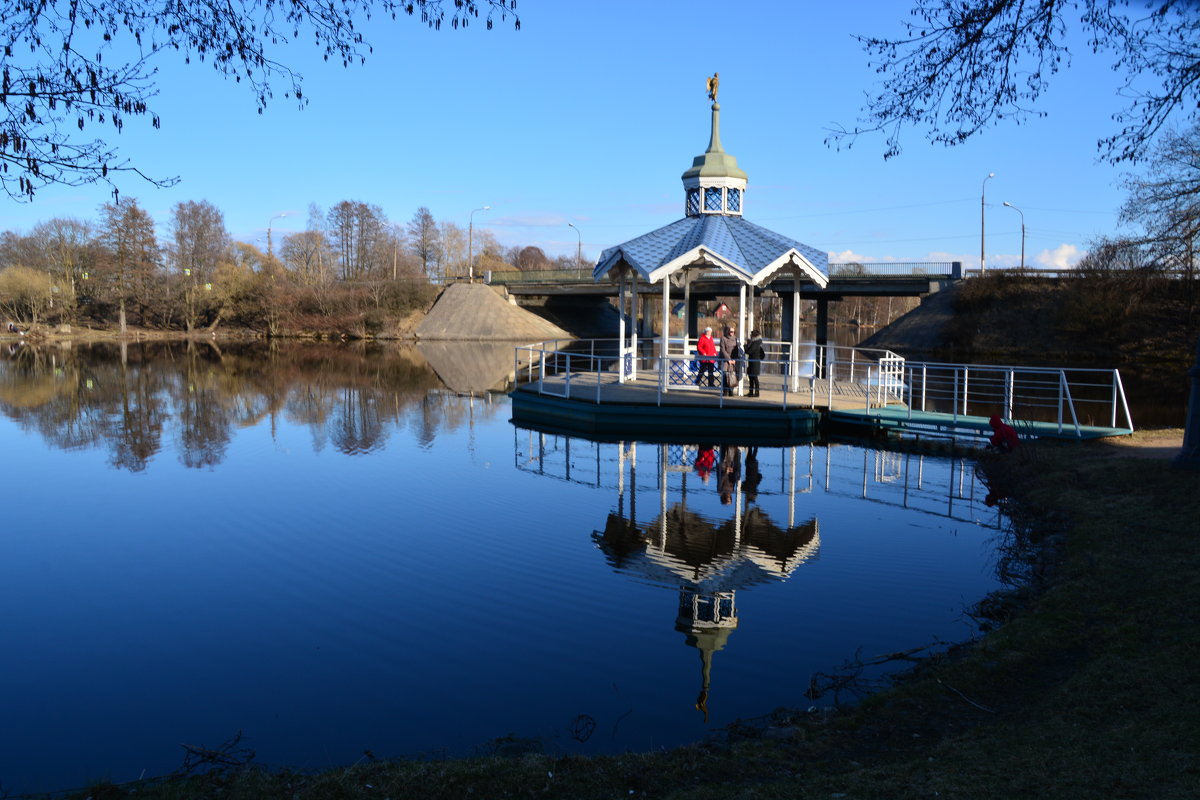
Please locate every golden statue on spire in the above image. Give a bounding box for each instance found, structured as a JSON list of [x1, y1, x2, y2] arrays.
[[706, 72, 719, 102]]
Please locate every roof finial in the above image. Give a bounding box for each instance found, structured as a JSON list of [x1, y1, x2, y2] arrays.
[[706, 72, 719, 104]]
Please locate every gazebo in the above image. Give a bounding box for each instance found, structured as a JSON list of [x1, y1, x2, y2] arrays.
[[593, 78, 829, 392]]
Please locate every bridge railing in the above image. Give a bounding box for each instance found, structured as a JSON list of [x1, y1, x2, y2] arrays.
[[488, 268, 593, 284], [882, 360, 1133, 436], [827, 262, 960, 278]]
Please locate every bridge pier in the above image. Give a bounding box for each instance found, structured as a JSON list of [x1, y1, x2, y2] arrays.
[[815, 299, 829, 350]]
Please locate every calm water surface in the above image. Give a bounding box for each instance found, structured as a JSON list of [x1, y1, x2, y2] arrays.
[[0, 342, 1006, 794]]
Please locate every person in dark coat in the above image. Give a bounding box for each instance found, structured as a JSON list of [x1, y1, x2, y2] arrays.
[[718, 324, 741, 396], [744, 329, 765, 397]]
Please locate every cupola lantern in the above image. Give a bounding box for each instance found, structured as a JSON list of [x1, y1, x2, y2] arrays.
[[682, 72, 748, 217]]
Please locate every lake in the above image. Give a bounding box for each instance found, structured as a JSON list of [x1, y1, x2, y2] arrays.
[[0, 341, 1007, 794]]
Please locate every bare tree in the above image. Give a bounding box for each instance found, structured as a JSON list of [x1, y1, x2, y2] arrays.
[[168, 200, 233, 331], [513, 245, 549, 271], [1, 1, 519, 200], [830, 1, 1200, 164], [281, 230, 335, 286], [328, 200, 389, 281], [97, 198, 160, 334], [408, 207, 441, 280], [438, 220, 467, 279], [1120, 124, 1200, 280], [31, 217, 94, 317]]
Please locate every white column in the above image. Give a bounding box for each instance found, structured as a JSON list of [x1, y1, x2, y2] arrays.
[[618, 271, 627, 383], [661, 275, 671, 392], [738, 283, 747, 395], [683, 272, 692, 354], [791, 273, 801, 392], [747, 286, 756, 342], [630, 273, 639, 381]]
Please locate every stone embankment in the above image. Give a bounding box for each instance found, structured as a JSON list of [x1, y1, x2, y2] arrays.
[[416, 283, 572, 341], [858, 282, 960, 355]]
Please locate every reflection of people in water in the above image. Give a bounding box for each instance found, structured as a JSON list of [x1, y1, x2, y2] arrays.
[[695, 445, 715, 482], [743, 446, 762, 504], [717, 444, 741, 504]]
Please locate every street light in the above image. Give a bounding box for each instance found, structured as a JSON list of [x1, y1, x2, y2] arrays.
[[1003, 201, 1026, 271], [267, 212, 288, 260], [567, 222, 582, 272], [468, 205, 491, 282], [981, 172, 995, 276]]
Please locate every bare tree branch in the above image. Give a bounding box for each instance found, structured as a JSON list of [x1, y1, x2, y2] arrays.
[[1, 1, 519, 200], [829, 1, 1198, 164]]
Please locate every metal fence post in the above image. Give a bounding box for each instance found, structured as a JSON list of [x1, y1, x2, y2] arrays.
[[962, 367, 970, 416], [1006, 369, 1014, 420]]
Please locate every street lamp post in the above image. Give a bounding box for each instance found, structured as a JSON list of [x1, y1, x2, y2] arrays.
[[567, 222, 582, 272], [468, 205, 491, 282], [981, 172, 995, 276], [1003, 201, 1026, 270], [267, 212, 288, 260]]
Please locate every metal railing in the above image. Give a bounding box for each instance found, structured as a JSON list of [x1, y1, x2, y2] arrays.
[[514, 338, 910, 410], [513, 339, 1133, 437], [882, 360, 1133, 436]]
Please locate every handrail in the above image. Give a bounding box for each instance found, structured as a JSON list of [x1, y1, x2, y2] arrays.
[[512, 339, 1133, 436]]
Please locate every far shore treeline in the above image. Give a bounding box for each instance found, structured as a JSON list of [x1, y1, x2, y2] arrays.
[[0, 200, 585, 338]]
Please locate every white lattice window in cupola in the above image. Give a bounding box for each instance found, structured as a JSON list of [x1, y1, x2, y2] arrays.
[[727, 188, 741, 213], [686, 188, 701, 215], [704, 187, 723, 212]]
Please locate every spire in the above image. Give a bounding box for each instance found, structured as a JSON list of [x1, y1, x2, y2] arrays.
[[683, 76, 747, 217], [707, 102, 725, 154]]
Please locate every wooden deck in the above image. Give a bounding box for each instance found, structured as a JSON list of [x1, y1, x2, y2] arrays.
[[515, 372, 884, 412]]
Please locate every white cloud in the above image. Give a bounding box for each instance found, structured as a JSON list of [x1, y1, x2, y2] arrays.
[[828, 249, 885, 263], [1036, 243, 1083, 269]]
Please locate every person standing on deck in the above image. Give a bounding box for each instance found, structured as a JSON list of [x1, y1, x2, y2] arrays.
[[718, 324, 741, 396], [696, 327, 718, 387], [744, 329, 765, 397]]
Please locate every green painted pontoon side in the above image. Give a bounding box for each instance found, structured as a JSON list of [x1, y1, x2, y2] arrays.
[[828, 406, 1133, 441], [510, 391, 821, 444]]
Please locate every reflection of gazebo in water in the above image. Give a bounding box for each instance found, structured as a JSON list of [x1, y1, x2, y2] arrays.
[[593, 504, 819, 721]]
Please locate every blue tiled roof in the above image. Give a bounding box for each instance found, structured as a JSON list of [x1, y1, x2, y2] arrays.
[[594, 215, 829, 284]]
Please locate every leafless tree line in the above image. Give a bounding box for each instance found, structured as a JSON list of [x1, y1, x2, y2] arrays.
[[0, 198, 579, 334]]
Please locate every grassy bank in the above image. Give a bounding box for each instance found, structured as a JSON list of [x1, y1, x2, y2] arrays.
[[52, 433, 1197, 800], [945, 273, 1195, 365]]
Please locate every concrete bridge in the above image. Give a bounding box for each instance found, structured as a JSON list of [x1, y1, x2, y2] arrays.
[[490, 261, 961, 298], [489, 262, 962, 346]]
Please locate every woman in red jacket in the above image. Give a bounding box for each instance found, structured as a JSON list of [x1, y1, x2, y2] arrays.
[[695, 327, 718, 387]]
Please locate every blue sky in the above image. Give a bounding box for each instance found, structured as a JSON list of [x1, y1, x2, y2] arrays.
[[3, 1, 1149, 269]]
